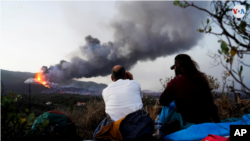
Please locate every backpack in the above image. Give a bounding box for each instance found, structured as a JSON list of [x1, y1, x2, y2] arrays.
[[31, 110, 77, 137]]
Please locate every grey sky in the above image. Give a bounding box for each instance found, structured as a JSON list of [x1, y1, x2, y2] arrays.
[[1, 1, 249, 92]]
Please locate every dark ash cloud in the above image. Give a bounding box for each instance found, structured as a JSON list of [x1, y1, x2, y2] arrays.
[[44, 1, 209, 82]]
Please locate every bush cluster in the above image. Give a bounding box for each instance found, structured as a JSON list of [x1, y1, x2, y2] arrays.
[[1, 92, 35, 140]]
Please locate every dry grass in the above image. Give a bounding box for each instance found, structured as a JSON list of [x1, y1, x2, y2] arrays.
[[214, 96, 250, 120], [55, 100, 106, 139], [55, 95, 158, 139], [55, 94, 250, 139], [144, 101, 162, 120]]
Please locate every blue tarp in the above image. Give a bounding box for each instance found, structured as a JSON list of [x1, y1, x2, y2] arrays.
[[160, 101, 250, 141]]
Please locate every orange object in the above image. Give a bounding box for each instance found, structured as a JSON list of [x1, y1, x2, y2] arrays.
[[34, 69, 50, 88], [96, 117, 125, 141]]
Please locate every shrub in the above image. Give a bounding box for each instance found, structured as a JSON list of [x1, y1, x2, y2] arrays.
[[1, 92, 35, 140]]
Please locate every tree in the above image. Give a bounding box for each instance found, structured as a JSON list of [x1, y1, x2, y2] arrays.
[[174, 0, 250, 96]]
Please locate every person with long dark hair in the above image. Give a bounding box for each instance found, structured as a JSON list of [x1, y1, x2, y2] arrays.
[[159, 54, 220, 125]]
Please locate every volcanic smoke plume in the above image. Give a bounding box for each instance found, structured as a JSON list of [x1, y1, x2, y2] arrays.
[[43, 1, 208, 82]]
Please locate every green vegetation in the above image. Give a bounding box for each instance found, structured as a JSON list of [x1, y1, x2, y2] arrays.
[[1, 92, 35, 140]]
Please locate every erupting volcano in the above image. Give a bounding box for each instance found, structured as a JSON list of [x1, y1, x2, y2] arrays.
[[24, 67, 58, 89], [34, 69, 50, 88], [24, 67, 103, 95]]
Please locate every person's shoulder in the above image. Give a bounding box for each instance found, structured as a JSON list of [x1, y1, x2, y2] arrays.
[[106, 81, 115, 87], [169, 76, 178, 82], [168, 76, 185, 85], [129, 80, 141, 85], [102, 87, 108, 96], [173, 75, 186, 81], [103, 86, 108, 92], [102, 82, 114, 94]]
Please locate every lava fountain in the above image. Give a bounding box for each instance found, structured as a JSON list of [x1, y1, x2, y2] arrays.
[[34, 69, 50, 88], [24, 68, 56, 88]]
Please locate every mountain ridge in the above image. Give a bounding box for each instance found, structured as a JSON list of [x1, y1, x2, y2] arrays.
[[1, 69, 107, 94]]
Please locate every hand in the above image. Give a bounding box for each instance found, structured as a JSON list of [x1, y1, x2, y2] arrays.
[[126, 71, 133, 80]]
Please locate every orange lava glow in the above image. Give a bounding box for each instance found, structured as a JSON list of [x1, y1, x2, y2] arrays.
[[34, 70, 50, 88]]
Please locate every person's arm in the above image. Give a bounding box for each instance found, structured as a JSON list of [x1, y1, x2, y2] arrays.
[[159, 80, 175, 106], [126, 71, 133, 80], [127, 71, 143, 98]]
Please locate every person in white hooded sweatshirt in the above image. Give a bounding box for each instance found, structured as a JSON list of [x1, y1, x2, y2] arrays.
[[102, 65, 143, 122]]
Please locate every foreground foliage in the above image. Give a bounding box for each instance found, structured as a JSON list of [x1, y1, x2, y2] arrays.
[[1, 92, 35, 140], [1, 88, 250, 140]]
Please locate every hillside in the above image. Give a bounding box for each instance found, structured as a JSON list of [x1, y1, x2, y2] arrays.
[[1, 69, 107, 94]]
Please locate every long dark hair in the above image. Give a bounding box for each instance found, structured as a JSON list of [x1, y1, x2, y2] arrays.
[[174, 54, 211, 91]]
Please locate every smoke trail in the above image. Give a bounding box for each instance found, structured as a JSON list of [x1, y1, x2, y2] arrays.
[[44, 1, 208, 82]]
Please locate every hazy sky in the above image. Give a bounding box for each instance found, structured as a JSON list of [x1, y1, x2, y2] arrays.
[[1, 1, 249, 92]]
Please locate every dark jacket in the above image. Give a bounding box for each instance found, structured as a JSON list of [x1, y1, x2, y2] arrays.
[[159, 75, 220, 123]]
